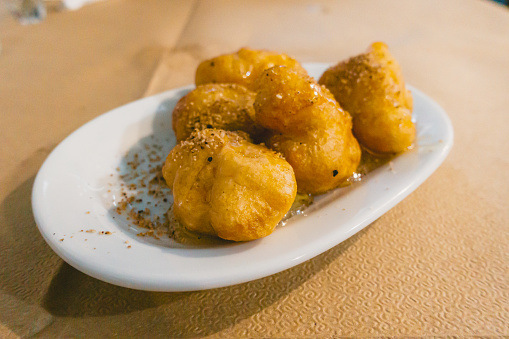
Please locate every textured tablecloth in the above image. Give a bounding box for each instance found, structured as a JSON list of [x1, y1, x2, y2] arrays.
[[0, 0, 508, 337]]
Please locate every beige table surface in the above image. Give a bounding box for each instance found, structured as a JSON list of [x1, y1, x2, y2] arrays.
[[1, 0, 508, 337]]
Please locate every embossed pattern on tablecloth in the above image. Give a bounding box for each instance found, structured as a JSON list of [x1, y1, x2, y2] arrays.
[[0, 0, 508, 338]]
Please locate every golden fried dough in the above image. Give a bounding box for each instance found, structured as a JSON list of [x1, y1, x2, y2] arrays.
[[254, 66, 361, 194], [162, 129, 297, 241], [172, 83, 264, 142], [195, 47, 307, 91], [319, 42, 415, 154]]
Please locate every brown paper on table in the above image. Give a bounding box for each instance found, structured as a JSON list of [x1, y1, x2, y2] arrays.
[[140, 1, 509, 337], [1, 0, 508, 338]]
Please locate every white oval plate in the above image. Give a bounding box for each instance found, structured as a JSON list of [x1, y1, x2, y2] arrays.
[[32, 63, 453, 291]]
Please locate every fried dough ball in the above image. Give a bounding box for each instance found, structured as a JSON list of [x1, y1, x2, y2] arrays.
[[254, 66, 361, 195], [195, 47, 307, 91], [172, 83, 264, 142], [319, 42, 415, 154], [162, 129, 297, 242]]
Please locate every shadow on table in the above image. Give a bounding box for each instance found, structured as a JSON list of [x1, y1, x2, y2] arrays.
[[40, 228, 367, 337], [0, 148, 59, 337], [42, 263, 165, 316]]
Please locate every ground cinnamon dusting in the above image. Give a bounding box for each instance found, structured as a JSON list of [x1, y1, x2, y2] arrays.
[[112, 140, 173, 242]]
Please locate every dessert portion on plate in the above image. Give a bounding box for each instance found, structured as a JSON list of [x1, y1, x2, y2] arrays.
[[162, 129, 297, 242], [163, 44, 415, 242], [172, 83, 264, 143], [253, 65, 361, 194], [319, 42, 415, 154], [195, 47, 307, 91]]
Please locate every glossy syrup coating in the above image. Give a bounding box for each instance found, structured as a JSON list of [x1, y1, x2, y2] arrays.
[[254, 66, 361, 195], [172, 83, 264, 142], [319, 42, 415, 154], [162, 129, 297, 242], [195, 47, 307, 91]]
